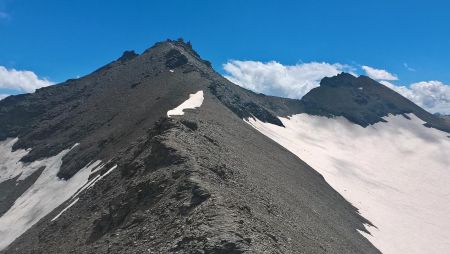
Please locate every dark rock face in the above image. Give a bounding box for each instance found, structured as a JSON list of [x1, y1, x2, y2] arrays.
[[437, 114, 450, 125], [11, 39, 450, 253], [209, 81, 286, 126], [165, 49, 189, 69]]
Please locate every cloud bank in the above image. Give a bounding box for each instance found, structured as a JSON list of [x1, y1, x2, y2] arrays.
[[380, 80, 450, 114], [362, 65, 398, 80], [223, 60, 352, 99], [0, 66, 54, 94], [223, 61, 450, 114]]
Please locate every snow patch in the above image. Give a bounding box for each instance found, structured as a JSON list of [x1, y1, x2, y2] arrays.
[[0, 139, 116, 250], [0, 138, 48, 183], [167, 90, 204, 117], [246, 113, 450, 254]]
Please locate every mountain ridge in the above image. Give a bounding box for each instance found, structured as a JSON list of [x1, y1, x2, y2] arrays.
[[0, 39, 448, 253]]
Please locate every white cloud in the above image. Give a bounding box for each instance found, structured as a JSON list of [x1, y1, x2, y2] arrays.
[[362, 65, 398, 80], [223, 60, 351, 99], [0, 94, 9, 101], [0, 66, 54, 93], [380, 80, 450, 114]]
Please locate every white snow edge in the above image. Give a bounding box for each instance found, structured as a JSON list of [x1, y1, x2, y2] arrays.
[[167, 90, 204, 117]]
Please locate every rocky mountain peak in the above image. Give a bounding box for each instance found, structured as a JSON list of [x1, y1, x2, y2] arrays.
[[320, 72, 357, 87], [320, 72, 384, 89], [117, 50, 139, 62]]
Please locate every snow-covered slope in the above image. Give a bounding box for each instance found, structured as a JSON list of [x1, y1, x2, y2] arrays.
[[247, 113, 450, 254], [0, 138, 115, 250]]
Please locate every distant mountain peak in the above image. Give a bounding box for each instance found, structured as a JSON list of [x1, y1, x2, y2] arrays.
[[299, 72, 450, 132]]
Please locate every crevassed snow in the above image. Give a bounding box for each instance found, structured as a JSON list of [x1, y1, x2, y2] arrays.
[[0, 139, 116, 250], [246, 113, 450, 254], [167, 90, 204, 117]]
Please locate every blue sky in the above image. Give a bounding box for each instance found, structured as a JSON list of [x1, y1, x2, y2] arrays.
[[1, 0, 449, 113]]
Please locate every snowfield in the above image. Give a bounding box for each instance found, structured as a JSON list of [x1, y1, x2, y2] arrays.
[[247, 113, 450, 254], [167, 90, 204, 117], [0, 138, 43, 182], [0, 139, 116, 250]]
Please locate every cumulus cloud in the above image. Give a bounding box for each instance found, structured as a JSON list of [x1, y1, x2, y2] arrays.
[[362, 65, 398, 80], [223, 60, 351, 99], [380, 80, 450, 114], [0, 66, 54, 93]]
